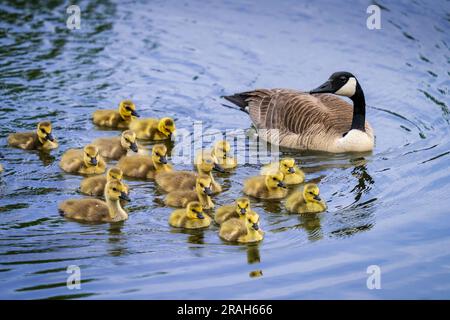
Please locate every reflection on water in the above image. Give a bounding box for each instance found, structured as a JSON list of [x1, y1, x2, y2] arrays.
[[0, 0, 450, 299]]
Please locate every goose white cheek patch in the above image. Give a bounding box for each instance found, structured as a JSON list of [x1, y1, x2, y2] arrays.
[[335, 77, 357, 97]]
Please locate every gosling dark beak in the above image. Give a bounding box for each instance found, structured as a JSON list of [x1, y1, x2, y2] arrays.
[[252, 223, 259, 231], [213, 163, 225, 173], [288, 167, 295, 174], [197, 212, 205, 219], [46, 133, 54, 142], [130, 142, 138, 152], [168, 132, 173, 139], [90, 157, 98, 166], [310, 80, 335, 94], [240, 208, 246, 215], [314, 195, 322, 201], [119, 192, 131, 202], [277, 181, 287, 189], [204, 187, 213, 196], [131, 110, 139, 117], [159, 155, 168, 164]]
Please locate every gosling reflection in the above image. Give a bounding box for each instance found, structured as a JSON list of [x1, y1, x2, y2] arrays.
[[298, 214, 323, 241], [107, 221, 128, 257], [38, 150, 56, 166], [245, 243, 261, 264]]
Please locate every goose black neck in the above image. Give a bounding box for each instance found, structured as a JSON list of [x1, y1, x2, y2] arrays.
[[350, 82, 366, 132]]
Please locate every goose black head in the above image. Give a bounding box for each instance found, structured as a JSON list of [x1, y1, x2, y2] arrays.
[[310, 71, 358, 98]]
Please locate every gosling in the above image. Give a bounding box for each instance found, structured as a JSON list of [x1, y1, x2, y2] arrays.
[[285, 183, 327, 214], [198, 140, 237, 170], [91, 130, 142, 160], [80, 167, 128, 197], [92, 100, 139, 129], [8, 121, 58, 151], [117, 144, 172, 180], [59, 144, 106, 174], [243, 171, 288, 199], [59, 180, 130, 223], [214, 197, 258, 225], [219, 210, 263, 243], [261, 158, 305, 185], [156, 153, 223, 193], [164, 175, 215, 209], [169, 201, 211, 229], [129, 117, 175, 140]]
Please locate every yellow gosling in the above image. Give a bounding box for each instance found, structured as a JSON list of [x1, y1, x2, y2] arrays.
[[219, 210, 263, 243], [117, 144, 172, 180], [92, 130, 143, 160], [129, 117, 175, 140], [212, 140, 237, 169], [169, 201, 211, 229], [155, 153, 223, 193], [92, 100, 139, 129], [261, 158, 305, 185], [80, 167, 129, 197], [59, 180, 130, 223], [8, 121, 58, 151], [164, 175, 214, 209], [243, 171, 287, 199], [285, 183, 327, 214], [214, 197, 258, 225], [59, 144, 106, 175]]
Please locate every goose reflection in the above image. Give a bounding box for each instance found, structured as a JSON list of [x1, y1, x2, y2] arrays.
[[107, 221, 128, 257]]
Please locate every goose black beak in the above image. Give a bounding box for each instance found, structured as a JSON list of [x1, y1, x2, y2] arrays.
[[252, 223, 259, 231], [204, 187, 213, 196], [240, 208, 246, 215], [120, 192, 131, 202], [288, 167, 295, 174], [197, 212, 205, 219], [159, 155, 168, 164], [277, 181, 287, 189], [314, 195, 322, 201], [310, 80, 334, 94], [90, 157, 98, 166], [213, 163, 225, 173], [131, 110, 139, 117], [46, 133, 54, 142], [130, 142, 138, 153]]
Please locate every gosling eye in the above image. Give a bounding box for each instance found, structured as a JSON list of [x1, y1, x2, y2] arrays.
[[41, 129, 46, 133], [155, 152, 160, 156], [125, 106, 131, 111], [112, 188, 118, 192], [199, 184, 204, 188]]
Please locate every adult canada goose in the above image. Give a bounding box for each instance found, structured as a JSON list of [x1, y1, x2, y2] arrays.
[[7, 121, 58, 151], [59, 180, 130, 223], [91, 130, 142, 160], [92, 100, 139, 129], [223, 71, 374, 153]]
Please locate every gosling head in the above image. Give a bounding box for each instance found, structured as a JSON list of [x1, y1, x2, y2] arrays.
[[83, 145, 100, 167], [37, 121, 54, 142], [310, 71, 359, 99], [151, 144, 168, 164], [303, 183, 322, 203], [106, 167, 123, 182], [235, 197, 250, 216], [214, 140, 231, 158], [157, 117, 176, 138], [186, 201, 205, 220], [279, 158, 296, 175], [121, 130, 138, 152], [197, 152, 224, 173], [265, 171, 286, 189], [105, 180, 130, 202], [119, 100, 139, 119], [246, 212, 260, 231], [195, 175, 213, 196]]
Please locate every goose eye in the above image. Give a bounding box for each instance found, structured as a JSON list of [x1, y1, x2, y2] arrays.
[[340, 76, 347, 81]]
